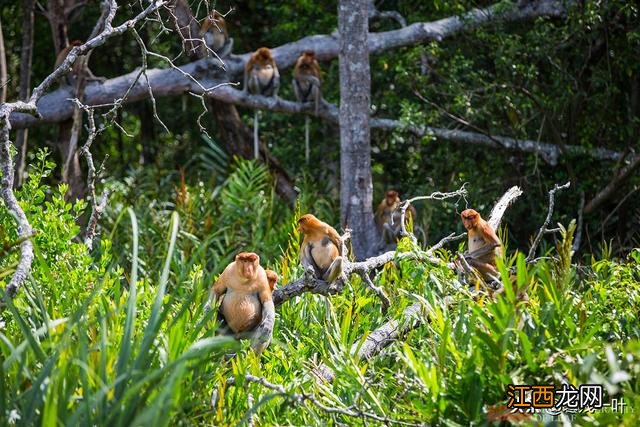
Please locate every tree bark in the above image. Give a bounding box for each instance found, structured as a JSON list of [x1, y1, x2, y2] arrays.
[[0, 17, 7, 103], [14, 0, 35, 188], [338, 0, 378, 259]]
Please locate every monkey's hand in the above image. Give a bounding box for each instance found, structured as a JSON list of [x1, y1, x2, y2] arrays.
[[250, 300, 275, 353]]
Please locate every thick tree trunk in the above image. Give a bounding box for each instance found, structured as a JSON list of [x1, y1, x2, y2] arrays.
[[14, 0, 35, 187], [338, 0, 378, 259]]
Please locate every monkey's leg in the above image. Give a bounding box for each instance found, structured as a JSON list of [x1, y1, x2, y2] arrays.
[[324, 256, 344, 283], [305, 116, 310, 163], [253, 110, 259, 159]]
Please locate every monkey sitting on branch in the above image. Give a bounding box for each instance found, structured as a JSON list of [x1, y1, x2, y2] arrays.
[[199, 10, 233, 58], [298, 214, 344, 283], [244, 47, 280, 159], [456, 208, 503, 288], [375, 190, 420, 250], [207, 252, 276, 353], [292, 51, 322, 163]]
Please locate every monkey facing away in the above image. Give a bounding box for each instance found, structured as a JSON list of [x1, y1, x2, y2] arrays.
[[244, 47, 280, 159], [460, 208, 502, 281], [298, 214, 344, 283], [54, 40, 105, 86], [292, 51, 322, 163], [375, 190, 417, 247], [199, 10, 233, 58], [210, 252, 275, 351]]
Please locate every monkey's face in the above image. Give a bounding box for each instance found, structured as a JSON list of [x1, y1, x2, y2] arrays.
[[385, 191, 399, 207], [461, 209, 479, 230], [297, 214, 317, 233], [236, 252, 260, 280]]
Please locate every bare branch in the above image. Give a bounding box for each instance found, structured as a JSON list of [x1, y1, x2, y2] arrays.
[[487, 185, 524, 230], [359, 272, 390, 313], [219, 374, 422, 426], [526, 182, 571, 262], [0, 0, 167, 296]]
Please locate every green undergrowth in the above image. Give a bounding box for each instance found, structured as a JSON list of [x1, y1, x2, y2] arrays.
[[1, 154, 639, 425]]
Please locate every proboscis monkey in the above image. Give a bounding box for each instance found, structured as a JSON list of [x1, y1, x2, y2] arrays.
[[199, 10, 233, 58], [460, 208, 502, 280], [244, 47, 280, 159], [293, 51, 321, 163], [211, 252, 275, 351], [375, 190, 417, 246], [298, 214, 344, 283]]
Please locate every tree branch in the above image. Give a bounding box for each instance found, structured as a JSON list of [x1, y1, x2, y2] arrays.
[[526, 182, 571, 262], [0, 0, 167, 297]]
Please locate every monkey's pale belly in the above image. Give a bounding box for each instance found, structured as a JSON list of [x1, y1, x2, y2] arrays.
[[221, 292, 262, 333]]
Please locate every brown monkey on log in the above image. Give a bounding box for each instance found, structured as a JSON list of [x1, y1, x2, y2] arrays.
[[244, 47, 280, 159], [210, 252, 275, 351], [375, 190, 417, 247], [298, 214, 344, 283], [292, 51, 321, 163], [199, 10, 233, 58], [460, 209, 501, 281], [54, 40, 105, 86], [265, 269, 278, 291]]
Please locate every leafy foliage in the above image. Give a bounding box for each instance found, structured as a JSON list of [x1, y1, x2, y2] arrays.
[[2, 157, 639, 425]]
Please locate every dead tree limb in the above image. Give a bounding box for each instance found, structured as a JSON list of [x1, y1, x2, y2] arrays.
[[213, 374, 423, 426], [0, 0, 168, 297], [526, 182, 571, 262], [310, 186, 523, 381]]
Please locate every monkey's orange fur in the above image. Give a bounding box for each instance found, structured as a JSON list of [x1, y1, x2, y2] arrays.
[[199, 11, 232, 57], [461, 209, 502, 277], [245, 47, 280, 97], [213, 252, 272, 335], [265, 269, 278, 291], [293, 51, 321, 113], [375, 190, 417, 244], [298, 214, 343, 283]]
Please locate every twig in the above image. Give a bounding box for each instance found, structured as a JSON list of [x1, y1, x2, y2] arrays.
[[0, 0, 166, 296], [76, 106, 110, 249], [359, 272, 390, 313], [526, 182, 571, 262], [397, 185, 469, 244], [220, 374, 423, 426]]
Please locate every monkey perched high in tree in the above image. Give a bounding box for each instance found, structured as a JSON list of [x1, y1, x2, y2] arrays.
[[199, 10, 233, 58], [293, 51, 322, 163], [244, 47, 280, 159], [298, 214, 344, 283]]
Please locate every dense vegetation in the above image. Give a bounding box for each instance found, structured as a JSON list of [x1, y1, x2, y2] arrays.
[[1, 0, 639, 425]]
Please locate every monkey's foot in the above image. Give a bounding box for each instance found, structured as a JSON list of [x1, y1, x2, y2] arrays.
[[325, 257, 344, 283]]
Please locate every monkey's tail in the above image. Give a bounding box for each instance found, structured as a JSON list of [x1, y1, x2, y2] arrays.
[[253, 110, 259, 159], [305, 116, 310, 163]]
